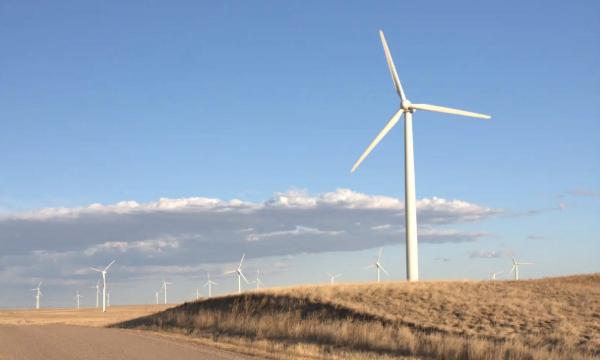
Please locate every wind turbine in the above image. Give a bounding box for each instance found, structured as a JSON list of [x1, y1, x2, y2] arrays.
[[161, 279, 172, 304], [75, 290, 83, 309], [31, 281, 42, 309], [154, 290, 160, 305], [366, 248, 389, 283], [195, 288, 200, 301], [254, 270, 264, 290], [327, 273, 342, 285], [350, 30, 491, 282], [90, 259, 115, 312], [490, 271, 504, 280], [203, 273, 217, 298], [509, 258, 534, 280], [91, 280, 100, 308], [225, 254, 249, 294]]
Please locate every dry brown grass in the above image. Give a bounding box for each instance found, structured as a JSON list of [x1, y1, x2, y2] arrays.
[[115, 274, 600, 359], [0, 304, 170, 327]]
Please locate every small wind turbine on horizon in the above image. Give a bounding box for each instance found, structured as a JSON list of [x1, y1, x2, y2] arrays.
[[75, 290, 83, 310], [31, 281, 42, 309], [327, 273, 342, 285], [490, 271, 504, 280], [509, 258, 534, 280], [195, 288, 200, 301], [154, 290, 160, 305], [366, 249, 389, 283], [90, 259, 115, 312], [91, 280, 100, 308], [204, 273, 217, 298], [161, 279, 172, 304], [254, 270, 264, 290], [225, 254, 249, 294], [350, 30, 491, 282]]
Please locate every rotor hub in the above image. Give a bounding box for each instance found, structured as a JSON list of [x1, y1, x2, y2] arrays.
[[401, 99, 412, 111]]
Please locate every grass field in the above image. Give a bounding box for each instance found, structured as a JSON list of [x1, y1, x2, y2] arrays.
[[116, 274, 600, 360], [0, 305, 170, 327]]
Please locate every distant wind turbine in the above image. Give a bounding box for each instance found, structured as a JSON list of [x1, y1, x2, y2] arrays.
[[107, 290, 111, 307], [490, 271, 504, 280], [350, 30, 491, 282], [254, 270, 264, 290], [203, 273, 217, 298], [90, 259, 115, 312], [195, 288, 200, 301], [225, 254, 249, 294], [75, 290, 83, 310], [91, 280, 100, 308], [31, 281, 42, 309], [161, 279, 172, 304], [327, 273, 342, 285], [366, 249, 389, 283], [154, 290, 160, 305], [509, 258, 534, 280]]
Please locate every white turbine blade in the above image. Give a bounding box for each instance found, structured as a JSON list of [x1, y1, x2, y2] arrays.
[[379, 30, 406, 101], [239, 271, 250, 284], [509, 265, 515, 274], [90, 267, 103, 272], [519, 262, 535, 265], [238, 254, 246, 269], [351, 109, 403, 173], [410, 103, 491, 120], [224, 270, 236, 275], [378, 248, 383, 262], [365, 264, 376, 269], [104, 260, 116, 271], [379, 264, 390, 276]]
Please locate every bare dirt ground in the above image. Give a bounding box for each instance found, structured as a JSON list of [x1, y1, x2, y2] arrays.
[[0, 324, 257, 360], [0, 305, 260, 360]]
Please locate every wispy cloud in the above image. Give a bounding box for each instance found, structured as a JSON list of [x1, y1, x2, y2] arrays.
[[567, 189, 600, 197]]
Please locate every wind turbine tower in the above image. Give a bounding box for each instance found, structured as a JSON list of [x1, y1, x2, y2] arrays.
[[327, 273, 342, 284], [75, 290, 83, 310], [204, 273, 217, 298], [91, 280, 100, 308], [31, 282, 42, 309], [350, 31, 491, 281], [90, 259, 115, 312], [366, 249, 389, 283], [491, 271, 504, 280], [510, 258, 534, 280], [225, 254, 249, 294], [254, 270, 264, 290], [162, 279, 172, 304]]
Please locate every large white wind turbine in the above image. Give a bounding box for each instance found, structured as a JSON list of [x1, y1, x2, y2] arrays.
[[31, 281, 42, 309], [75, 290, 83, 310], [327, 273, 342, 285], [203, 273, 217, 298], [90, 259, 115, 312], [91, 280, 100, 308], [366, 249, 389, 283], [351, 31, 491, 282], [161, 279, 172, 304], [225, 254, 249, 294], [509, 258, 534, 280]]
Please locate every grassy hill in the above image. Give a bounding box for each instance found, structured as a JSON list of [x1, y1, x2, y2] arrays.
[[115, 274, 600, 359]]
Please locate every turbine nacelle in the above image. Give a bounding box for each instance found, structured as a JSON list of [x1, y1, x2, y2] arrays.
[[401, 99, 412, 112]]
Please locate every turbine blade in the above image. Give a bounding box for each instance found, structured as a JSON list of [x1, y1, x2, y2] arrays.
[[379, 30, 406, 101], [519, 262, 535, 265], [240, 271, 250, 284], [351, 109, 403, 173], [90, 267, 103, 272], [104, 260, 116, 271], [509, 265, 515, 274], [410, 103, 491, 119], [239, 254, 245, 268], [379, 265, 390, 276], [224, 270, 236, 275], [378, 248, 383, 262]]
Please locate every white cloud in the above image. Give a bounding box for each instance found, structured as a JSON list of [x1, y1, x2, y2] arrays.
[[247, 226, 344, 242]]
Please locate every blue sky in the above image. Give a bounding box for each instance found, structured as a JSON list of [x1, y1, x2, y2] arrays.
[[0, 0, 598, 307]]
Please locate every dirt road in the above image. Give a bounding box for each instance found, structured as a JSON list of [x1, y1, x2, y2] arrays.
[[0, 325, 257, 360]]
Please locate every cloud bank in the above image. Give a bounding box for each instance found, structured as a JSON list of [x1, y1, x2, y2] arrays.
[[0, 188, 499, 282]]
